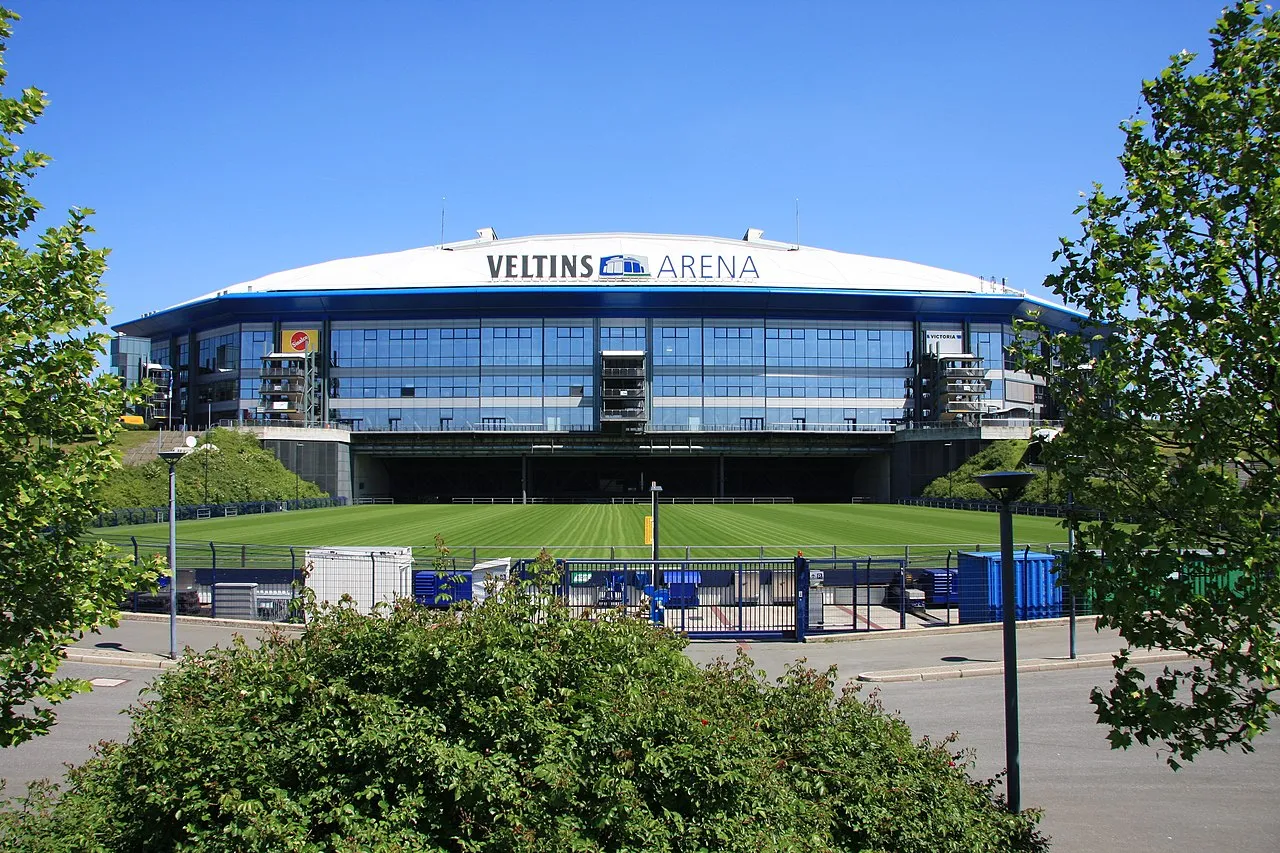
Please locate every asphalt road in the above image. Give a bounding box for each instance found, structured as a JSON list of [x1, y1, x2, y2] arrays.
[[0, 662, 152, 798], [689, 637, 1280, 853], [0, 618, 1276, 852]]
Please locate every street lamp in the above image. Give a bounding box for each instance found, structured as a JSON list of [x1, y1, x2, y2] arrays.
[[195, 442, 219, 504], [295, 442, 304, 507], [943, 441, 954, 498], [974, 469, 1035, 814], [158, 436, 197, 660], [649, 481, 663, 561]]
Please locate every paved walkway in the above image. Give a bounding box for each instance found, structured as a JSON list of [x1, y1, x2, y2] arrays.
[[73, 612, 1184, 681]]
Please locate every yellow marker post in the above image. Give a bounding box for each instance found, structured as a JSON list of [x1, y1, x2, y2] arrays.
[[644, 515, 654, 545]]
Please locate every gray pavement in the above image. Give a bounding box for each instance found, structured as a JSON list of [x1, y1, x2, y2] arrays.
[[0, 614, 1274, 852]]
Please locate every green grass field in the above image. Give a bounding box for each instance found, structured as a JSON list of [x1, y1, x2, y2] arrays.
[[98, 503, 1070, 560]]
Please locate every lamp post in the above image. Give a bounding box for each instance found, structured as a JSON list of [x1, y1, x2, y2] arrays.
[[158, 437, 196, 660], [974, 469, 1035, 814], [295, 442, 303, 507], [197, 442, 219, 505], [649, 481, 663, 561], [1067, 487, 1076, 660], [944, 441, 954, 498]]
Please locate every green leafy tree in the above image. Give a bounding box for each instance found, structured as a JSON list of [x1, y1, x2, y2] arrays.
[[0, 571, 1046, 851], [1016, 1, 1280, 766], [0, 8, 153, 746]]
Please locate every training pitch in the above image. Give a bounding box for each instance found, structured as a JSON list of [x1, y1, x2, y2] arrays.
[[100, 503, 1071, 555]]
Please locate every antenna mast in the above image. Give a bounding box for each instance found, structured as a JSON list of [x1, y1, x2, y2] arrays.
[[439, 197, 446, 247], [794, 198, 800, 247]]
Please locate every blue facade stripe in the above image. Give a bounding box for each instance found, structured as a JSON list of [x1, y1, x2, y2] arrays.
[[116, 286, 1079, 337]]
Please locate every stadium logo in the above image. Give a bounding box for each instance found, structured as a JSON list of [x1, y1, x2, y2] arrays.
[[485, 251, 760, 281], [599, 254, 650, 279]]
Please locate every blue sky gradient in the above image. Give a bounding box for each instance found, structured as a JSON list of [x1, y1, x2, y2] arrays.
[[7, 1, 1220, 327]]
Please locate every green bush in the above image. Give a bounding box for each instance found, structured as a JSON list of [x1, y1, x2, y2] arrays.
[[922, 440, 1056, 502], [0, 567, 1047, 852], [97, 427, 328, 508]]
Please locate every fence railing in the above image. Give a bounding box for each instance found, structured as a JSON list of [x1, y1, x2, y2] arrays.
[[607, 496, 795, 505], [94, 498, 348, 528], [108, 538, 1086, 637], [898, 496, 1100, 519]]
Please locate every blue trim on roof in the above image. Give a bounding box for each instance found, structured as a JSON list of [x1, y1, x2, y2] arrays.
[[114, 284, 1090, 337]]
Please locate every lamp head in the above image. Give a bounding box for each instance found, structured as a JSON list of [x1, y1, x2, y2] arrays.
[[974, 470, 1035, 502], [158, 447, 193, 464], [185, 436, 197, 448]]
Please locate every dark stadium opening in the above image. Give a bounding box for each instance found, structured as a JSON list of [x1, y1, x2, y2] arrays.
[[372, 454, 882, 503]]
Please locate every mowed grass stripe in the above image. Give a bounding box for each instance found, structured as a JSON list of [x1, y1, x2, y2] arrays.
[[98, 503, 1069, 551]]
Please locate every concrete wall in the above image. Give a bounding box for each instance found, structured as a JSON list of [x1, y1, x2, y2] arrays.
[[261, 429, 353, 502]]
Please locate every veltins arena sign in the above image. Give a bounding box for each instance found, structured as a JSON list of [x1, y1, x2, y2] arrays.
[[486, 252, 760, 281]]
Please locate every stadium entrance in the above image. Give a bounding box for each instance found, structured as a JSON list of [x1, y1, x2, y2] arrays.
[[353, 451, 889, 503]]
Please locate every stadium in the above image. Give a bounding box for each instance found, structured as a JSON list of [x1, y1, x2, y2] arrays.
[[112, 228, 1086, 503]]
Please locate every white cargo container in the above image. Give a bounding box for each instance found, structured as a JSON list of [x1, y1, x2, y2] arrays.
[[304, 546, 413, 616]]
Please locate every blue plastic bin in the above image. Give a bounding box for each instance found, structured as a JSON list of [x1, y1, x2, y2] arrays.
[[663, 569, 701, 609], [921, 568, 958, 605], [413, 570, 474, 608], [957, 552, 1060, 624]]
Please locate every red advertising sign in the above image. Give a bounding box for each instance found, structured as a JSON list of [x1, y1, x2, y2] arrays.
[[281, 329, 319, 353]]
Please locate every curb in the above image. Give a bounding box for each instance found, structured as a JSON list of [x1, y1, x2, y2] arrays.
[[118, 612, 305, 632], [802, 613, 1104, 644], [856, 650, 1190, 682], [62, 649, 178, 671]]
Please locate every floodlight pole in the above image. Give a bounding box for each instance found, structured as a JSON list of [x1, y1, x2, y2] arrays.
[[974, 470, 1034, 814], [650, 481, 662, 562]]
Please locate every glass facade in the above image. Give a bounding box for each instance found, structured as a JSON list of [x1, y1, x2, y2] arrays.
[[970, 322, 1011, 403], [139, 315, 1034, 430], [108, 335, 151, 388], [238, 327, 273, 407], [320, 318, 916, 431]]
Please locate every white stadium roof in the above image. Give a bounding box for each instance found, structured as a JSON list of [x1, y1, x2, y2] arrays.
[[170, 228, 1038, 310]]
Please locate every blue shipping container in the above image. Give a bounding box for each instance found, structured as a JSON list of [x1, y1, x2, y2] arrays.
[[413, 570, 474, 608], [957, 552, 1061, 624]]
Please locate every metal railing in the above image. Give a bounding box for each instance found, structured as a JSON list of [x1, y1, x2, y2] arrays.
[[898, 496, 1099, 519], [93, 498, 348, 528], [111, 541, 1091, 637], [648, 422, 896, 433]]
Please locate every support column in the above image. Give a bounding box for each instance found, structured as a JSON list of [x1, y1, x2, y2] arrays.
[[521, 454, 528, 505]]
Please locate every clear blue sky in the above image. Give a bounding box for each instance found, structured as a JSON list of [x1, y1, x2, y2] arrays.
[[7, 1, 1222, 328]]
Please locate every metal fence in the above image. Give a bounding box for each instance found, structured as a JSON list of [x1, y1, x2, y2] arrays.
[[897, 496, 1101, 519], [108, 536, 1091, 638], [94, 497, 349, 528]]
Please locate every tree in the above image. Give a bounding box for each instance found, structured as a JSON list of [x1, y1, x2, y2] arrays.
[[0, 8, 152, 746], [1016, 1, 1280, 767], [0, 568, 1047, 851]]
